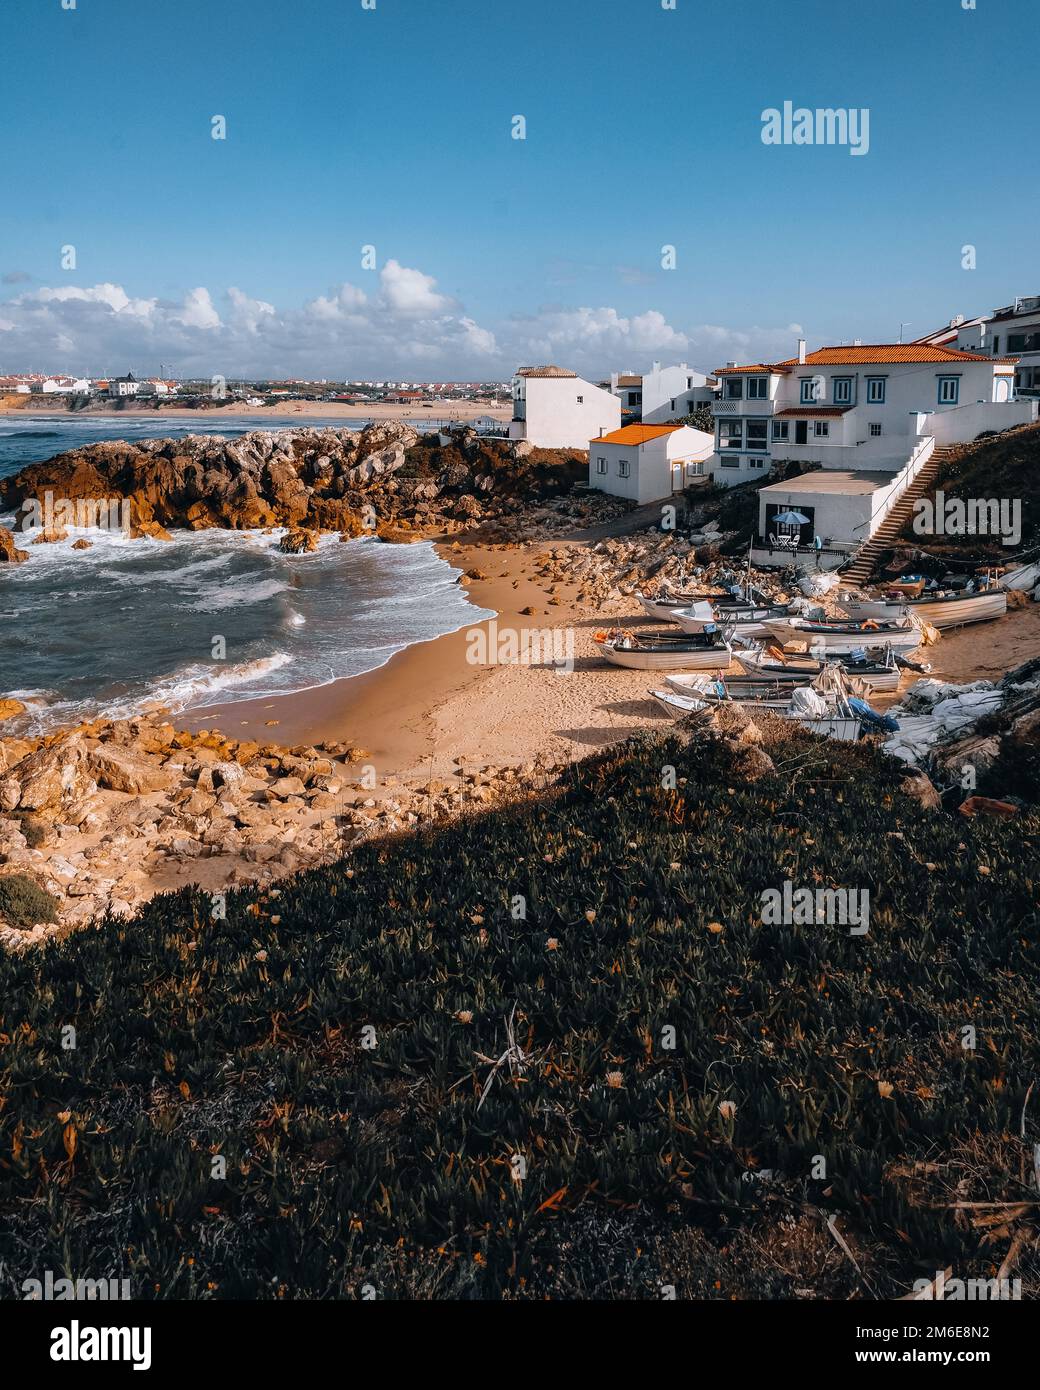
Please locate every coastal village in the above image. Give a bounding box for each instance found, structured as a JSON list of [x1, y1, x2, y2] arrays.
[[1, 291, 1039, 944]]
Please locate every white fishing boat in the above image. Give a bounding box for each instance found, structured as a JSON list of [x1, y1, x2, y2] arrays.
[[594, 629, 732, 672], [650, 682, 863, 742], [734, 644, 902, 693], [670, 599, 787, 642], [840, 587, 1007, 629], [638, 586, 772, 622], [762, 615, 924, 655]]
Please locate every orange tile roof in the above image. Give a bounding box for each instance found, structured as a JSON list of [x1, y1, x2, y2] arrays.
[[776, 406, 851, 418], [779, 344, 1016, 366], [718, 344, 1019, 374], [592, 424, 686, 446], [714, 363, 787, 375], [516, 365, 577, 379]]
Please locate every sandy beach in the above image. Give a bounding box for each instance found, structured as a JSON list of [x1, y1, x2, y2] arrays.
[[182, 533, 1040, 801], [0, 397, 512, 423]]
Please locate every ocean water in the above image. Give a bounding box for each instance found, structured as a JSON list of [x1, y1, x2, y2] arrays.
[[0, 418, 493, 730]]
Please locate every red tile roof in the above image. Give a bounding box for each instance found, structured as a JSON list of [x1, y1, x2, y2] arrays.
[[775, 406, 851, 418], [718, 344, 1018, 374]]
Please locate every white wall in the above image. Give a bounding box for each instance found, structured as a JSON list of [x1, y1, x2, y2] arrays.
[[588, 427, 714, 504], [641, 363, 715, 423], [511, 375, 620, 448]]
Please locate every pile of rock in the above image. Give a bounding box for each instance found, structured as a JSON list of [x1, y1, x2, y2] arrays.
[[0, 423, 617, 554]]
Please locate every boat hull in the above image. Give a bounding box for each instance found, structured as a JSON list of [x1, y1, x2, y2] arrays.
[[842, 591, 1007, 629], [650, 689, 861, 740], [596, 640, 732, 672], [734, 652, 901, 692], [762, 619, 922, 655]]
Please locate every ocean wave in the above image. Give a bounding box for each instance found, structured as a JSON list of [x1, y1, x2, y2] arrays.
[[185, 576, 291, 612]]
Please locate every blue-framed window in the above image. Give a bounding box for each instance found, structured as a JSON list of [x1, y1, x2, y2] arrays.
[[866, 376, 886, 404], [747, 376, 768, 399], [745, 419, 768, 451], [800, 377, 818, 404], [938, 376, 960, 405], [719, 420, 743, 449], [833, 376, 853, 405], [724, 377, 744, 399]]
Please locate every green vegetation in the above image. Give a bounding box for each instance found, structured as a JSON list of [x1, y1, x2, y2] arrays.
[[899, 422, 1040, 558], [1, 727, 1038, 1299], [0, 873, 58, 931]]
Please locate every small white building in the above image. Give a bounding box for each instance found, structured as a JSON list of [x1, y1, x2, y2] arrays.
[[509, 365, 620, 448], [640, 361, 717, 423], [109, 372, 140, 398], [588, 423, 715, 505]]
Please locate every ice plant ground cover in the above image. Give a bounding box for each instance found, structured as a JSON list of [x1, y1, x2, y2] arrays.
[[0, 723, 1038, 1300]]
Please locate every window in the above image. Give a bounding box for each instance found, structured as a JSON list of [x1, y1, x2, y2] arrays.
[[833, 377, 853, 405], [750, 457, 765, 469], [719, 420, 743, 449], [747, 376, 768, 399], [772, 420, 790, 442], [800, 377, 821, 404], [724, 377, 744, 399], [719, 457, 740, 468], [596, 456, 607, 474], [866, 377, 886, 403], [814, 420, 830, 437], [869, 422, 882, 437], [992, 335, 1000, 355], [938, 376, 960, 405], [745, 419, 768, 451], [576, 395, 584, 404], [1008, 334, 1026, 352], [618, 459, 630, 478]]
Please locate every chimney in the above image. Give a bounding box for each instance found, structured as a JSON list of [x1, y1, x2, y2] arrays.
[[726, 361, 737, 368], [610, 371, 618, 393], [652, 360, 661, 373], [798, 338, 807, 365], [853, 338, 862, 347]]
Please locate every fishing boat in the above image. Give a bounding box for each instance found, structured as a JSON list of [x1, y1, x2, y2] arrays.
[[669, 599, 789, 642], [649, 681, 863, 742], [734, 643, 902, 692], [638, 586, 773, 622], [593, 628, 733, 672], [839, 586, 1007, 629], [761, 615, 924, 655]]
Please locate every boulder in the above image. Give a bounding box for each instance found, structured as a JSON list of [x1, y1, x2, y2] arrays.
[[279, 528, 319, 555], [0, 526, 29, 564], [86, 746, 176, 795], [0, 699, 26, 723], [14, 739, 90, 812]]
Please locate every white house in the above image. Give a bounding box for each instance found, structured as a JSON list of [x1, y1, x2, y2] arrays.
[[509, 365, 620, 448], [587, 423, 715, 505], [109, 372, 140, 398], [640, 362, 717, 423], [706, 339, 1035, 566]]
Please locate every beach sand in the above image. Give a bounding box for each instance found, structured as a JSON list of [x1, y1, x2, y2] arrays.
[[0, 398, 512, 423], [182, 537, 1040, 797]]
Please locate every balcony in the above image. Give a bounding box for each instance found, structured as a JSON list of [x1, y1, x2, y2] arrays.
[[712, 397, 775, 416]]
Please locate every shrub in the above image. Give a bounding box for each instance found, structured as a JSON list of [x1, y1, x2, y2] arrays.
[[0, 873, 58, 930]]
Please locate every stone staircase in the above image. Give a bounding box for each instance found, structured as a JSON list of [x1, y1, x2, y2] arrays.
[[841, 443, 954, 586]]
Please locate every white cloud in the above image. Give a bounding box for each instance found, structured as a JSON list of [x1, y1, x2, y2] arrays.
[[379, 258, 453, 315], [177, 287, 221, 330], [0, 263, 802, 379]]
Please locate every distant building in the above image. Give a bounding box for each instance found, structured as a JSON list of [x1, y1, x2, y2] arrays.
[[509, 365, 620, 448], [587, 423, 715, 504], [109, 372, 139, 398]]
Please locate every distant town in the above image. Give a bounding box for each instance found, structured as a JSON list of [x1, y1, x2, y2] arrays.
[[0, 370, 512, 409]]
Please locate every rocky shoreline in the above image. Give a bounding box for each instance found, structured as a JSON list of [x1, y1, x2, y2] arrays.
[[0, 708, 577, 948]]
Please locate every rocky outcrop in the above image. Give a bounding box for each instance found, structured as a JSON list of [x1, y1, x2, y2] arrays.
[[0, 527, 29, 564], [0, 423, 596, 555]]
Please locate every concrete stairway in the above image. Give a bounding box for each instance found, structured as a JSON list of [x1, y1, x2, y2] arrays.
[[841, 444, 954, 586]]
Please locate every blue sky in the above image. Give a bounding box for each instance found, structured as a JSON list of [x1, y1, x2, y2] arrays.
[[0, 0, 1036, 378]]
